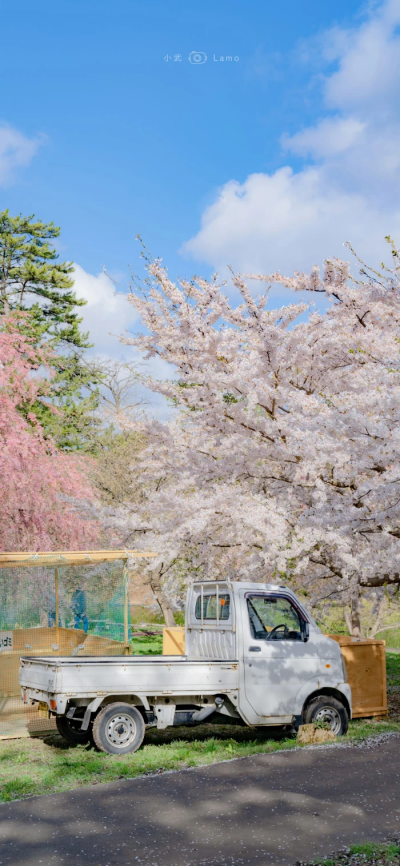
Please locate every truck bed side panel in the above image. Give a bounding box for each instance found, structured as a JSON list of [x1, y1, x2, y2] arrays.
[[19, 656, 238, 697]]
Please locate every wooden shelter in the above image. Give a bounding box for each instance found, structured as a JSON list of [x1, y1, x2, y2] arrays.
[[0, 549, 157, 739], [0, 549, 157, 652]]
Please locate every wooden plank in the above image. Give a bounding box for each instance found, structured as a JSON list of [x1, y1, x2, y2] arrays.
[[0, 717, 57, 740], [123, 562, 129, 652], [326, 634, 387, 717], [10, 626, 86, 652], [0, 733, 31, 740], [381, 640, 388, 712], [327, 635, 386, 648], [75, 635, 127, 657], [351, 705, 389, 715], [163, 627, 185, 655], [0, 697, 57, 739], [0, 549, 157, 568]]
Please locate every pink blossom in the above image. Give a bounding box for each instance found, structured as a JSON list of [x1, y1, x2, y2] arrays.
[[0, 316, 99, 550]]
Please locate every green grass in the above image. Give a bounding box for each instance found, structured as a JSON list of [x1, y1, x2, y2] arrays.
[[0, 727, 298, 802], [387, 652, 400, 688], [351, 841, 400, 860], [310, 840, 400, 865], [0, 652, 399, 804], [130, 632, 163, 655]]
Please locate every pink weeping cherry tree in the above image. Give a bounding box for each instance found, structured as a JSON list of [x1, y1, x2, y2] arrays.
[[0, 316, 99, 551]]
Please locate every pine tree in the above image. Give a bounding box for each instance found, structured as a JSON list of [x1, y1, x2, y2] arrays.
[[0, 210, 101, 449]]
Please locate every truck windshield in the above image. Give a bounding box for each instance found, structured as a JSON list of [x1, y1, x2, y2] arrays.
[[247, 595, 302, 640], [195, 593, 230, 620]]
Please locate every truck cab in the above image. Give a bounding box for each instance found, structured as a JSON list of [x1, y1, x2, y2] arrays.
[[186, 580, 351, 730]]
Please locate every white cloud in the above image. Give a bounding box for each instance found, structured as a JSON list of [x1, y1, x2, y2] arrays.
[[72, 264, 175, 417], [283, 117, 365, 158], [324, 0, 400, 111], [73, 264, 174, 376], [72, 264, 138, 356], [183, 0, 400, 278], [0, 123, 45, 185], [182, 168, 397, 278]]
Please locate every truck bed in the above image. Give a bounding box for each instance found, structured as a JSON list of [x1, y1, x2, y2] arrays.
[[19, 655, 239, 702]]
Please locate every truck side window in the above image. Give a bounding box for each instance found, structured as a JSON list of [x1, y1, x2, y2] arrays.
[[247, 595, 302, 640], [195, 593, 230, 621]]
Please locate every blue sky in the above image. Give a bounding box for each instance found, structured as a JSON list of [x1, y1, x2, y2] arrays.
[[1, 0, 400, 363]]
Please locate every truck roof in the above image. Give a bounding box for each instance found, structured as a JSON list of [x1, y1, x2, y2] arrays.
[[190, 580, 289, 592]]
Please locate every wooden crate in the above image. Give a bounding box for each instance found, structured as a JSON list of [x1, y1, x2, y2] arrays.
[[163, 627, 185, 655], [0, 628, 85, 700], [0, 627, 128, 740], [327, 635, 387, 718]]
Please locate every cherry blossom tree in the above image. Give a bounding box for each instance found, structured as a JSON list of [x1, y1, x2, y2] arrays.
[[109, 240, 400, 635], [0, 316, 99, 550]]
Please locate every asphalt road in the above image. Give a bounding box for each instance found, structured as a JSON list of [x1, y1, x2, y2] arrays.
[[0, 734, 399, 866]]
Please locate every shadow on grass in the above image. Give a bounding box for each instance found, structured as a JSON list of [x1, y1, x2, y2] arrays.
[[41, 722, 291, 752], [143, 722, 291, 747]]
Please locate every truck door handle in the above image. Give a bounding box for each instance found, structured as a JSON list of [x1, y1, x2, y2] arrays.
[[249, 646, 261, 652]]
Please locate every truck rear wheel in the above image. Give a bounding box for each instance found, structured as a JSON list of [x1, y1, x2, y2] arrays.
[[56, 714, 92, 746], [92, 703, 145, 755], [304, 695, 349, 736]]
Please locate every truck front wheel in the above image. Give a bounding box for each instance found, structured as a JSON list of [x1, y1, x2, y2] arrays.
[[304, 695, 349, 736], [92, 703, 145, 755]]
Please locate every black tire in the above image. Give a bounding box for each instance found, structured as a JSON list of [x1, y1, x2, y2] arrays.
[[304, 695, 349, 736], [92, 703, 145, 756], [56, 713, 92, 745]]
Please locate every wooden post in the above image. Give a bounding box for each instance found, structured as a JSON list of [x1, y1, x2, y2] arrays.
[[55, 567, 60, 648], [381, 641, 388, 713], [123, 561, 130, 655]]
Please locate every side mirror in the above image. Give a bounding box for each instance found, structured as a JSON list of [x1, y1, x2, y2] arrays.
[[302, 621, 310, 642]]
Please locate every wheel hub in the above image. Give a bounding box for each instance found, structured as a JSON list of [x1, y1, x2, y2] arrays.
[[314, 706, 342, 735], [106, 713, 137, 748]]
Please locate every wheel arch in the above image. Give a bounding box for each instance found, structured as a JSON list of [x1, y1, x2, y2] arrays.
[[94, 694, 150, 722], [302, 687, 350, 719]]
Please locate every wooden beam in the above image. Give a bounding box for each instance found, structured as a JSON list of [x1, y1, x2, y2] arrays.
[[55, 567, 59, 639], [0, 550, 158, 568], [123, 561, 130, 656]]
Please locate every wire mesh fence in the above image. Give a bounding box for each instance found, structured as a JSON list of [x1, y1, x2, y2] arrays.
[[0, 550, 155, 739]]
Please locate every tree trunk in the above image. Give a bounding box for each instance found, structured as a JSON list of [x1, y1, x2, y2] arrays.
[[149, 569, 176, 627], [344, 606, 352, 635], [348, 579, 363, 638], [369, 592, 386, 639]]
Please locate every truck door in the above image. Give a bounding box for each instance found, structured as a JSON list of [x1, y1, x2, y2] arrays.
[[241, 591, 322, 720]]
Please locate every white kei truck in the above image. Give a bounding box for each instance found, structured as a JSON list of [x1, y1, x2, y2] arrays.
[[19, 580, 351, 755]]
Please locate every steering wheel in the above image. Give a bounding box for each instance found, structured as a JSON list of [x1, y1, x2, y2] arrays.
[[266, 623, 289, 640]]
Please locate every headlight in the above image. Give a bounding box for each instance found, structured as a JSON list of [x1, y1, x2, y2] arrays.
[[340, 653, 348, 682]]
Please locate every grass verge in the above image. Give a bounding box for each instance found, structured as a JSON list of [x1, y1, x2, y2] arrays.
[[302, 838, 400, 865], [1, 653, 399, 804]]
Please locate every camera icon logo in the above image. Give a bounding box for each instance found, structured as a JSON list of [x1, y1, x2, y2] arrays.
[[188, 51, 207, 65]]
